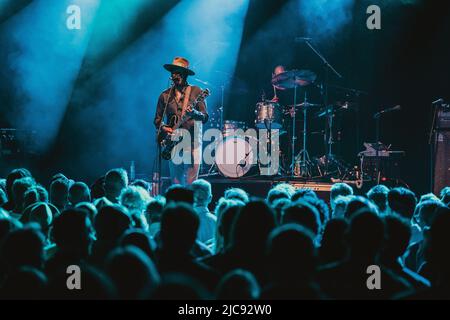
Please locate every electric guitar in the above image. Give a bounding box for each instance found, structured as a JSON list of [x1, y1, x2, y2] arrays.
[[158, 88, 210, 160]]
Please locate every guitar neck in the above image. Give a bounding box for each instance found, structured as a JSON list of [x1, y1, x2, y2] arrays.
[[173, 98, 203, 130]]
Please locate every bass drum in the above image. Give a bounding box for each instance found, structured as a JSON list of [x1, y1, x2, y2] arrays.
[[215, 136, 257, 178]]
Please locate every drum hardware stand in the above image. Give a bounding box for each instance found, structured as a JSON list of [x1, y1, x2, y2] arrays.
[[290, 82, 299, 176], [293, 91, 314, 178]]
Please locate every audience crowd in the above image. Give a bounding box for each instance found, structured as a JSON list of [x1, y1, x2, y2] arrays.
[[0, 167, 449, 299]]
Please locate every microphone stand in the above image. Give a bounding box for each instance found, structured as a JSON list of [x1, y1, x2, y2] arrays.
[[428, 99, 444, 192], [156, 81, 174, 195], [374, 112, 382, 185]]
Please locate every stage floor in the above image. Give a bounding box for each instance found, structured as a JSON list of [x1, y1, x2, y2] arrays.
[[200, 175, 337, 205]]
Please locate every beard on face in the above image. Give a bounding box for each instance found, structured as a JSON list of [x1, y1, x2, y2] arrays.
[[172, 73, 186, 87]]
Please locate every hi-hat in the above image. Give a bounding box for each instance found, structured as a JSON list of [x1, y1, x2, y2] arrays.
[[272, 69, 317, 89]]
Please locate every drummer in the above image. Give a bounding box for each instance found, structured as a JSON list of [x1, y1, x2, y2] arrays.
[[270, 65, 288, 104], [270, 65, 310, 112]]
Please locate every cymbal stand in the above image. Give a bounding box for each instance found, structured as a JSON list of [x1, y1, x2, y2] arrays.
[[290, 82, 298, 176], [294, 90, 313, 177]]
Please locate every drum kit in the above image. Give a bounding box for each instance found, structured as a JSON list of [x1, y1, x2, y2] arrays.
[[200, 68, 358, 180]]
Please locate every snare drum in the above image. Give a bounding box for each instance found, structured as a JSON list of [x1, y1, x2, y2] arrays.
[[255, 101, 283, 129]]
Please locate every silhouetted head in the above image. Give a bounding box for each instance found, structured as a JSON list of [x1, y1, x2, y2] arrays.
[[75, 202, 97, 224], [382, 215, 411, 263], [5, 168, 32, 206], [216, 269, 260, 300], [0, 217, 22, 243], [50, 178, 70, 211], [330, 183, 353, 210], [292, 188, 318, 203], [120, 229, 156, 260], [119, 185, 152, 213], [320, 218, 349, 264], [367, 185, 390, 213], [230, 200, 276, 252], [273, 65, 286, 76], [146, 197, 165, 224], [420, 193, 440, 204], [224, 188, 249, 203], [106, 246, 160, 299], [12, 177, 35, 213], [69, 181, 91, 206], [271, 198, 291, 224], [267, 188, 290, 206], [191, 179, 212, 207], [0, 266, 48, 299], [347, 210, 385, 261], [267, 224, 317, 282], [104, 168, 128, 203], [130, 179, 152, 195], [272, 183, 296, 198], [95, 204, 131, 246], [1, 227, 45, 273], [414, 199, 446, 229], [282, 201, 321, 236], [160, 203, 199, 253], [23, 187, 39, 209], [331, 195, 351, 219], [387, 187, 417, 219], [35, 185, 49, 203], [217, 202, 244, 252], [28, 202, 53, 236], [425, 207, 450, 280], [305, 197, 330, 228], [150, 274, 210, 300], [51, 208, 94, 256], [50, 173, 69, 184], [90, 176, 105, 200], [165, 184, 194, 205], [344, 195, 378, 220]]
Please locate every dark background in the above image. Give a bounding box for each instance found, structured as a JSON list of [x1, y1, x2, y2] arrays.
[[0, 0, 449, 194]]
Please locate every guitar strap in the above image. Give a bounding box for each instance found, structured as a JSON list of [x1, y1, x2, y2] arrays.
[[180, 85, 192, 119]]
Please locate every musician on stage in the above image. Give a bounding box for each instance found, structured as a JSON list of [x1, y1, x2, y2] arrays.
[[154, 57, 208, 185]]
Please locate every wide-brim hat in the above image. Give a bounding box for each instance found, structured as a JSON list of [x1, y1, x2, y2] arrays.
[[163, 57, 195, 76]]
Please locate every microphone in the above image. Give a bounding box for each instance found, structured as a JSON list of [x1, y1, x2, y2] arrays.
[[295, 37, 312, 42], [432, 98, 444, 104], [373, 105, 401, 119]]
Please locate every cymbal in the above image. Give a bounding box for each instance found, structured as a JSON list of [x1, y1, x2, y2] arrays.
[[287, 102, 322, 108], [316, 103, 351, 118], [271, 69, 317, 89]]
